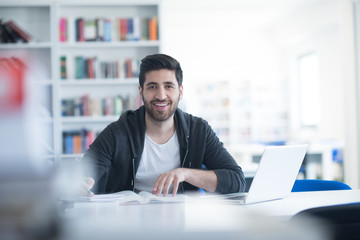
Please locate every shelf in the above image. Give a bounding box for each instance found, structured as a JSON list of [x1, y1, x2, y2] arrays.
[[35, 80, 53, 85], [0, 42, 52, 49], [61, 153, 83, 159], [61, 116, 119, 123], [59, 41, 160, 49], [60, 78, 138, 86], [58, 0, 160, 7]]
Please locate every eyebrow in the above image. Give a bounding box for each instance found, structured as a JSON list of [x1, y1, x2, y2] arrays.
[[145, 81, 176, 86]]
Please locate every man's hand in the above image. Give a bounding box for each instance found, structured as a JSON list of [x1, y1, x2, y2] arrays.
[[152, 168, 186, 197], [152, 168, 218, 197], [82, 177, 95, 196]]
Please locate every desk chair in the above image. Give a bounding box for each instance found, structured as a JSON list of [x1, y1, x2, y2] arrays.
[[291, 179, 351, 192], [291, 203, 360, 240]]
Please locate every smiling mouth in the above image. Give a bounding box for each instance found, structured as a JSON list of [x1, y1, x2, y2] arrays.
[[154, 103, 169, 107]]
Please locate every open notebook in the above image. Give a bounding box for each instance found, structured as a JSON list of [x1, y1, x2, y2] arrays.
[[219, 144, 308, 204]]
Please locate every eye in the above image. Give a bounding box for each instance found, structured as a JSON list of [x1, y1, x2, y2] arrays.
[[148, 85, 156, 90]]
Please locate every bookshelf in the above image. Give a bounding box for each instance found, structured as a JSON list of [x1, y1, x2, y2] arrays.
[[0, 1, 55, 161], [193, 79, 288, 147], [0, 0, 162, 161]]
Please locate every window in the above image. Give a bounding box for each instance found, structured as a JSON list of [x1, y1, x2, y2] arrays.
[[298, 53, 320, 127]]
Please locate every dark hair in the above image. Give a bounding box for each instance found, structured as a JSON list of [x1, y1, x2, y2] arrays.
[[139, 54, 183, 88]]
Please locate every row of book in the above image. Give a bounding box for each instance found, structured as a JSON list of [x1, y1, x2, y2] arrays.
[[61, 94, 141, 117], [59, 16, 158, 42], [0, 20, 32, 43], [60, 56, 140, 79], [62, 129, 98, 154]]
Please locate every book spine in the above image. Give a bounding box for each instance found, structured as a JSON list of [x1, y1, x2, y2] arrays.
[[76, 18, 85, 42], [73, 133, 82, 154], [142, 18, 150, 40], [133, 17, 141, 41], [60, 56, 67, 79], [103, 19, 112, 42], [120, 18, 127, 41], [59, 17, 67, 42], [149, 16, 158, 41], [84, 19, 96, 41], [127, 18, 133, 41]]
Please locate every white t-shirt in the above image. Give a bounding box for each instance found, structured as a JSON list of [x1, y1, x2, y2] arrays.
[[134, 131, 181, 193]]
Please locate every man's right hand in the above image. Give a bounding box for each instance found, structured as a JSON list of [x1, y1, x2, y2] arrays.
[[82, 177, 95, 196]]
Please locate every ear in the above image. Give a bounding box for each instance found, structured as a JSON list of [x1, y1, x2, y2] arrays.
[[179, 84, 183, 100], [139, 85, 143, 101]]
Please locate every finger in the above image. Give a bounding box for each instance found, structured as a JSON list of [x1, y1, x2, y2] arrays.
[[162, 177, 174, 197], [152, 175, 163, 194], [172, 179, 180, 196], [155, 175, 168, 196], [85, 177, 95, 189]]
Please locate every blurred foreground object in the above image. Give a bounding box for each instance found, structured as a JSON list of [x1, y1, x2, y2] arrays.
[[0, 57, 59, 240]]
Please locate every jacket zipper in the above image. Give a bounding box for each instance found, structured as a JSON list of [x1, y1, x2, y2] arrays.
[[132, 158, 135, 191], [181, 136, 189, 193]]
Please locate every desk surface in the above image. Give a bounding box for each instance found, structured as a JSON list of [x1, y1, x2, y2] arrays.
[[62, 189, 360, 240], [243, 189, 360, 218]]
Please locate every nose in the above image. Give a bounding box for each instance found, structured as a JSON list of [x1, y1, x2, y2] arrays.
[[155, 86, 167, 100]]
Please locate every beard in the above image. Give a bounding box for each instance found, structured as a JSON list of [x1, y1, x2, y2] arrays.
[[142, 93, 180, 122]]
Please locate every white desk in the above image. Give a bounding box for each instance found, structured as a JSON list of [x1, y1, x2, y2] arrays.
[[243, 189, 360, 218], [61, 190, 360, 240]]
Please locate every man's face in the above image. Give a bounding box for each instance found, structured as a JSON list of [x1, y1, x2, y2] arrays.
[[139, 69, 183, 122]]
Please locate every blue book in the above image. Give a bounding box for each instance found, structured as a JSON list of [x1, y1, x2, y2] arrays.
[[127, 18, 133, 40], [103, 19, 111, 42], [64, 133, 74, 154]]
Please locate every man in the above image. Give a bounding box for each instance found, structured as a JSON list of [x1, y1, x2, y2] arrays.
[[82, 54, 245, 197]]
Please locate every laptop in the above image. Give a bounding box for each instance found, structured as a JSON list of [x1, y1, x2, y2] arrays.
[[223, 144, 308, 204]]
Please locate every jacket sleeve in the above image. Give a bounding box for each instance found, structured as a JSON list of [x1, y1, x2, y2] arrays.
[[202, 123, 246, 193], [81, 124, 115, 183]]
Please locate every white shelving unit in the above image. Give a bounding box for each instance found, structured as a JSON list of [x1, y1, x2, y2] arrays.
[[193, 78, 288, 148], [0, 1, 55, 161], [0, 0, 162, 162]]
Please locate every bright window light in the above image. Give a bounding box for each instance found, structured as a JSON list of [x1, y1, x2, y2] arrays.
[[298, 53, 320, 127]]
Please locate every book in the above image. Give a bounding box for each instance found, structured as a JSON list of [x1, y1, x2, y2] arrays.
[[6, 20, 32, 43], [133, 17, 141, 41], [95, 18, 104, 41], [1, 22, 20, 43], [60, 56, 67, 79], [59, 17, 67, 42], [75, 18, 85, 42], [119, 18, 127, 41], [84, 19, 96, 41], [77, 190, 187, 204], [75, 56, 85, 79], [103, 19, 111, 42], [149, 16, 158, 41]]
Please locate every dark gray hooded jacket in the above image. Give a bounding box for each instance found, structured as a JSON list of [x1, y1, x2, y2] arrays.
[[82, 106, 246, 194]]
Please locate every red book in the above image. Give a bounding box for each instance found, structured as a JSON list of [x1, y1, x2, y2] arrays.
[[125, 59, 133, 78], [88, 57, 95, 79], [76, 18, 85, 42], [59, 17, 67, 42], [86, 130, 95, 150], [81, 94, 90, 116], [120, 18, 127, 41], [149, 17, 158, 41], [0, 58, 25, 111], [6, 20, 32, 43]]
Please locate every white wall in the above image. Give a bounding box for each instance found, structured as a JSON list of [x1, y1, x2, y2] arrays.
[[160, 0, 358, 186], [160, 0, 283, 111], [270, 0, 345, 142]]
